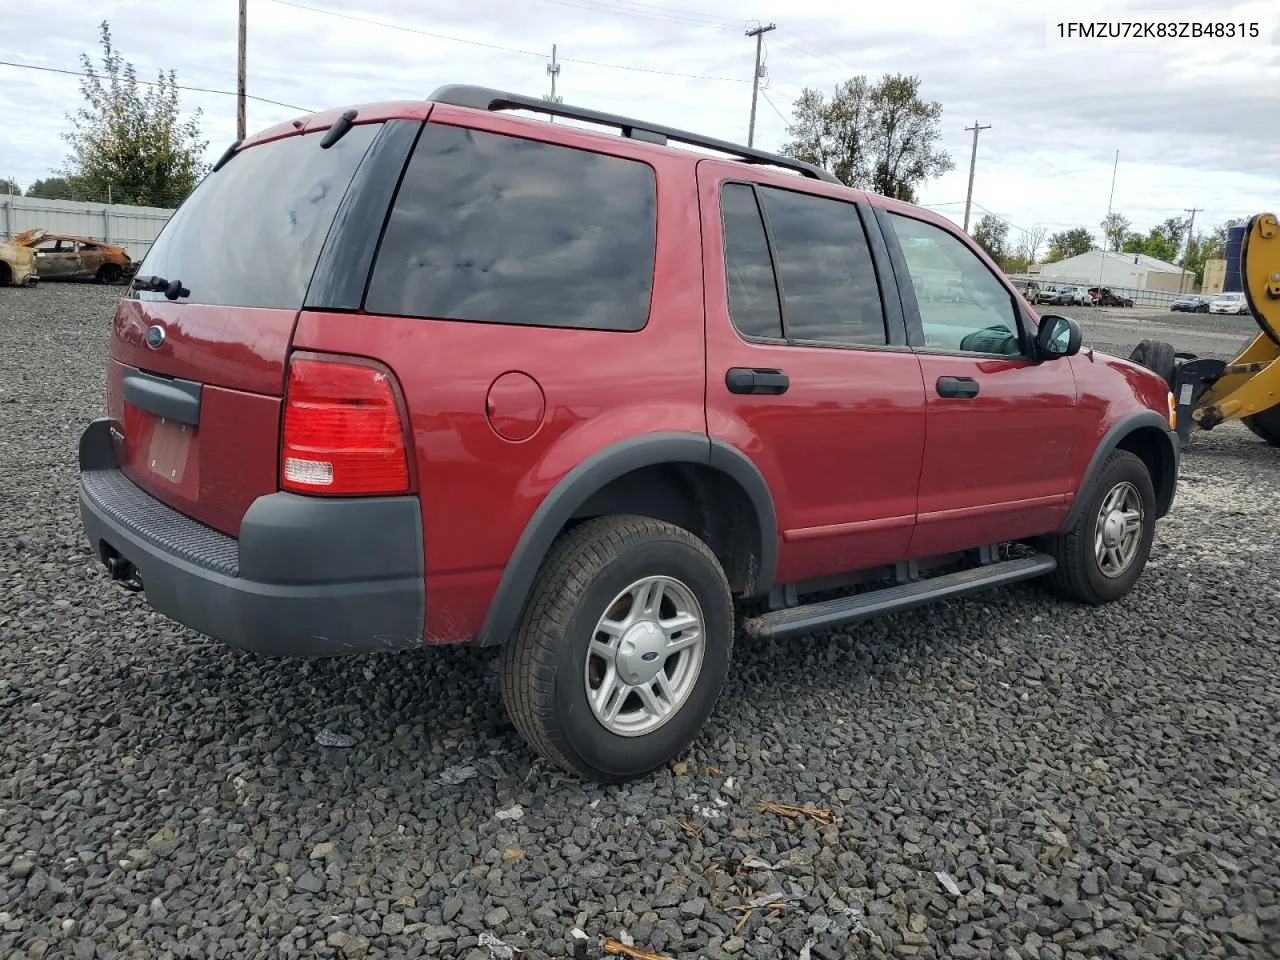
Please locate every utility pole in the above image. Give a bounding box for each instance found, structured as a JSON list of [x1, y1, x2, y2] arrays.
[[745, 23, 775, 148], [961, 122, 990, 233], [1095, 149, 1119, 301], [545, 44, 562, 122], [237, 0, 247, 141]]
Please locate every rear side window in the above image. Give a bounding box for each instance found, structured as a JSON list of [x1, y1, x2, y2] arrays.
[[720, 183, 783, 338], [718, 182, 887, 347], [365, 123, 657, 331], [135, 123, 380, 309]]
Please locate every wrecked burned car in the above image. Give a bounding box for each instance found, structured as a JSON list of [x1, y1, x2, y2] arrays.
[[14, 229, 137, 285]]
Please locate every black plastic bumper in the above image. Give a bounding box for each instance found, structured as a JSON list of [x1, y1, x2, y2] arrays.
[[77, 418, 426, 657]]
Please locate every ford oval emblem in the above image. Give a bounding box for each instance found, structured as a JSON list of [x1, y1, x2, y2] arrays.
[[145, 324, 166, 349]]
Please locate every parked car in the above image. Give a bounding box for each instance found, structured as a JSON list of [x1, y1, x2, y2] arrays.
[[75, 84, 1181, 782], [0, 238, 38, 286], [1090, 287, 1134, 308], [1208, 291, 1250, 315], [1170, 293, 1209, 313], [13, 229, 137, 284], [1033, 283, 1071, 305]]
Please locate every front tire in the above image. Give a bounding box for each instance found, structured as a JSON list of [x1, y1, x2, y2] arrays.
[[1041, 449, 1156, 604], [499, 515, 734, 783], [1242, 406, 1280, 446]]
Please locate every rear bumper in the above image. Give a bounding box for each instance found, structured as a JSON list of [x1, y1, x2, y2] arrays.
[[77, 418, 426, 657]]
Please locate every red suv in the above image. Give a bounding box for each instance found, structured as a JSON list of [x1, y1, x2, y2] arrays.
[[77, 85, 1180, 782]]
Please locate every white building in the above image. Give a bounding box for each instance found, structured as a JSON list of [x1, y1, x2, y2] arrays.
[[1034, 249, 1194, 293]]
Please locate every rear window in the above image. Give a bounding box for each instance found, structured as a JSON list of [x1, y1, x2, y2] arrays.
[[364, 122, 657, 332], [133, 123, 381, 309]]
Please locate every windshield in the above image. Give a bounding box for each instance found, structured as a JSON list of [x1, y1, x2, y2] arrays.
[[134, 123, 381, 309]]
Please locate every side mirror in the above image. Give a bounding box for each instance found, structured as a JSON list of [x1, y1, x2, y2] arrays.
[[1035, 314, 1083, 359]]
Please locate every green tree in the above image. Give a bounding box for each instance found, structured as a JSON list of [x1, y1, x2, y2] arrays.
[[972, 213, 1009, 260], [1121, 232, 1146, 254], [1044, 227, 1095, 262], [1181, 222, 1229, 286], [781, 73, 954, 201], [1100, 212, 1131, 252], [2, 178, 19, 196], [24, 177, 79, 200], [57, 20, 208, 208]]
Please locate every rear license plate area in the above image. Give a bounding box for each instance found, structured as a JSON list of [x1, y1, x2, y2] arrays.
[[146, 416, 194, 484]]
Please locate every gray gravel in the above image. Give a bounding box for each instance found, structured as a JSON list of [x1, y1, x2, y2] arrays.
[[2, 283, 1279, 960]]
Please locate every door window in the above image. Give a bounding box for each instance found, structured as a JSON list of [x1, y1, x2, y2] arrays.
[[718, 182, 887, 347], [887, 213, 1024, 355]]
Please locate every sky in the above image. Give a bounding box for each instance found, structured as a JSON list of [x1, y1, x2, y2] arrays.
[[2, 0, 1278, 255]]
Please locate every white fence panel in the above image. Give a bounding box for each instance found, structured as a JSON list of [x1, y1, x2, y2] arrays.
[[0, 196, 175, 262]]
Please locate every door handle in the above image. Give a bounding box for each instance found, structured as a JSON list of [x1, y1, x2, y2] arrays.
[[936, 376, 979, 399], [726, 367, 790, 395]]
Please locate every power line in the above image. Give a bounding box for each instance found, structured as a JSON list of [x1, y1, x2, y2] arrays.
[[261, 0, 749, 83], [760, 89, 790, 127], [537, 0, 735, 30], [0, 59, 312, 112]]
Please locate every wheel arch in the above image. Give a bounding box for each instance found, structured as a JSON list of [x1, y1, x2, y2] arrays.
[[473, 432, 778, 647], [1062, 411, 1179, 531]]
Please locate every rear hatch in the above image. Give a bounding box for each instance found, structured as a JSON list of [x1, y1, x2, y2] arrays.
[[106, 119, 386, 536]]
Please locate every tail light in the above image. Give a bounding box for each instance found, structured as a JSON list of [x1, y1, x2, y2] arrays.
[[281, 354, 410, 496]]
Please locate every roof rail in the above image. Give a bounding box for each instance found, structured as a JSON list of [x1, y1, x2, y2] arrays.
[[427, 83, 839, 184]]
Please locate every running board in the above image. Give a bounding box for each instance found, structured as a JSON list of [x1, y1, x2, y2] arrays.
[[743, 553, 1057, 641]]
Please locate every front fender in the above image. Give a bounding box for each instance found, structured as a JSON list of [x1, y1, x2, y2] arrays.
[[1060, 410, 1179, 530]]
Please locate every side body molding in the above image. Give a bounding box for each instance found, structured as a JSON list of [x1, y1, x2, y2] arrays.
[[473, 431, 779, 646]]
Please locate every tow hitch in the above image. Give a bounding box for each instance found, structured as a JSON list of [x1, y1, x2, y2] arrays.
[[104, 550, 144, 593]]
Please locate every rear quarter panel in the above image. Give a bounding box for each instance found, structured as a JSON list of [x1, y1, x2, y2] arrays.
[[293, 118, 707, 643]]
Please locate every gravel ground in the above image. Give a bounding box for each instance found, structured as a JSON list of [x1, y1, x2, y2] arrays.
[[2, 284, 1278, 960]]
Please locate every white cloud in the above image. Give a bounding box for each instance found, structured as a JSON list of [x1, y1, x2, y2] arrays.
[[2, 0, 1276, 240]]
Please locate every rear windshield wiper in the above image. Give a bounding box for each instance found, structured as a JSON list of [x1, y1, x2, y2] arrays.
[[133, 275, 191, 301], [320, 109, 358, 149]]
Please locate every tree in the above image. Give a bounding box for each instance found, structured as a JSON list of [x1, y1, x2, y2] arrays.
[[57, 21, 208, 208], [1100, 212, 1131, 252], [1016, 224, 1048, 264], [25, 177, 79, 200], [1, 178, 19, 196], [972, 213, 1009, 260], [1118, 217, 1189, 264], [1044, 227, 1095, 262], [781, 73, 954, 202], [1181, 222, 1229, 286]]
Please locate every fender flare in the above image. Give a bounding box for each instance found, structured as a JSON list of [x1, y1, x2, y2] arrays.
[[1060, 410, 1180, 531], [474, 431, 778, 646]]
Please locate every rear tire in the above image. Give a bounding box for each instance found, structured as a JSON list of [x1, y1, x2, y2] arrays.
[[1041, 449, 1156, 605], [0, 262, 11, 286], [1129, 339, 1177, 389], [499, 515, 734, 783]]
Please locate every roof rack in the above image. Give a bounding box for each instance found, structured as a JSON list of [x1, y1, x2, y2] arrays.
[[428, 83, 839, 184]]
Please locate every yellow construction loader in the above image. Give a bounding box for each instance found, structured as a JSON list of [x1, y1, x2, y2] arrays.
[[1129, 212, 1280, 448]]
